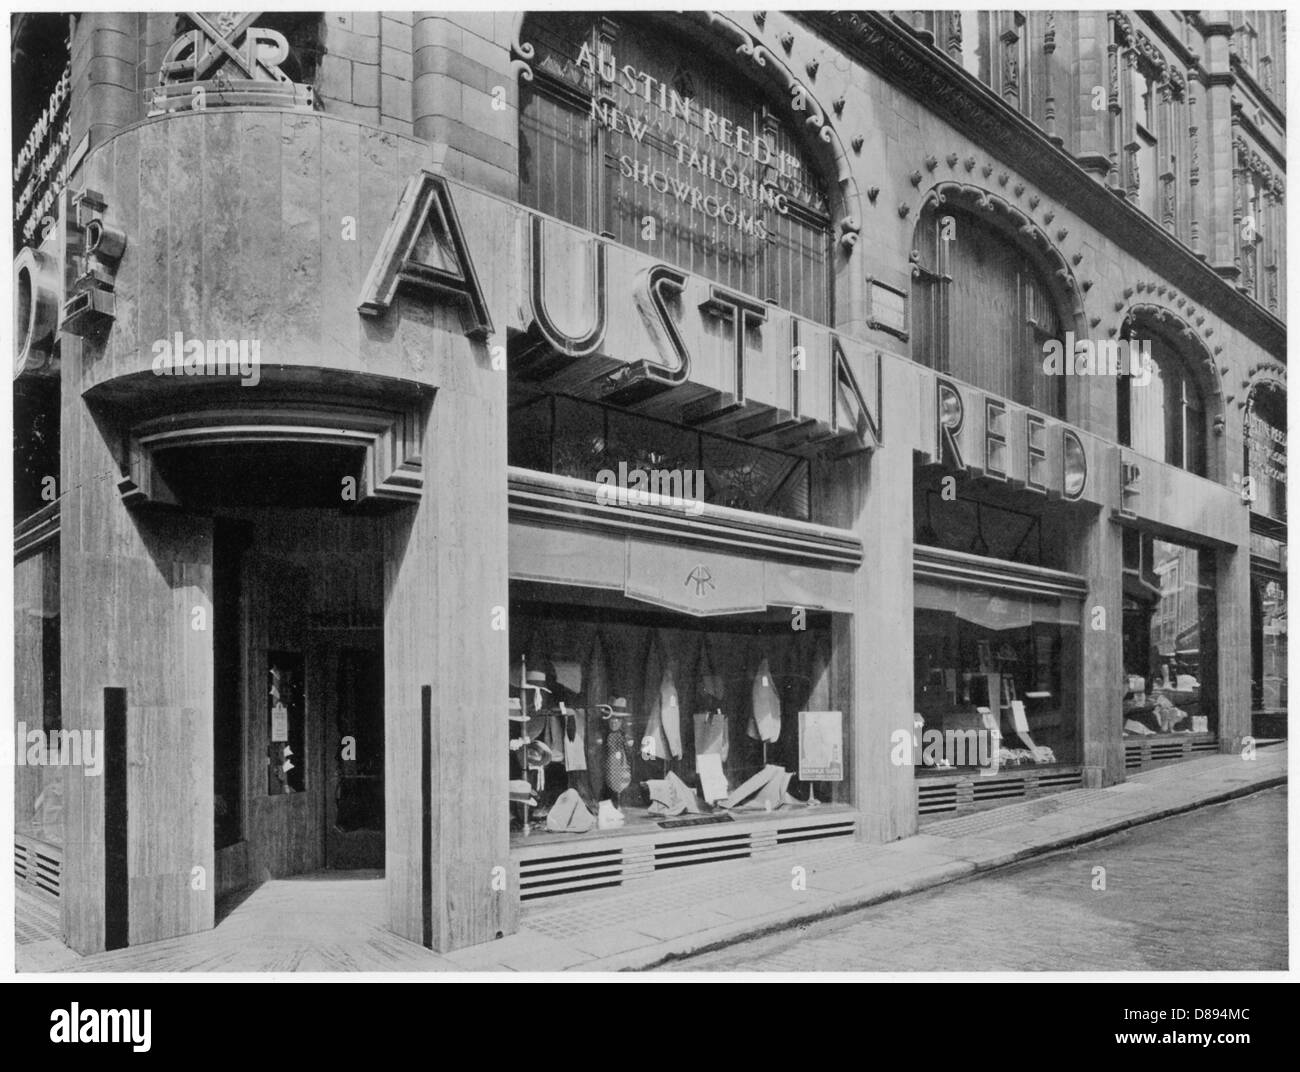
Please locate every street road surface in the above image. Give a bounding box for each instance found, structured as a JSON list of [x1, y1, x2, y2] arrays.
[[669, 787, 1287, 971]]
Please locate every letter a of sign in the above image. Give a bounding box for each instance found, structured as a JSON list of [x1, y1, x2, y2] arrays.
[[358, 171, 493, 339], [831, 338, 883, 451]]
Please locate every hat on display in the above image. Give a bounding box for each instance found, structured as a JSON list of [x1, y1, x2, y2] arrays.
[[611, 697, 629, 713], [597, 800, 625, 829], [509, 779, 538, 803], [524, 739, 554, 767], [545, 789, 596, 833], [524, 670, 551, 692], [507, 697, 526, 723]]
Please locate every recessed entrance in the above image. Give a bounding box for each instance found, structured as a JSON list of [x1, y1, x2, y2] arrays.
[[208, 490, 389, 895], [223, 507, 386, 886]]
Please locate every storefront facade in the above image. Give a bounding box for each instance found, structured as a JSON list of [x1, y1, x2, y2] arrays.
[[12, 10, 1284, 955]]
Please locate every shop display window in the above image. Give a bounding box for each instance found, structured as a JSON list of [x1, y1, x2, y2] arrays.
[[1251, 574, 1287, 715], [507, 589, 843, 841], [1121, 536, 1219, 737], [913, 594, 1081, 773], [1244, 381, 1286, 522], [15, 545, 62, 846]]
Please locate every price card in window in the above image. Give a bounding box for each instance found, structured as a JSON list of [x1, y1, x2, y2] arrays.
[[271, 702, 289, 743], [798, 710, 843, 782]]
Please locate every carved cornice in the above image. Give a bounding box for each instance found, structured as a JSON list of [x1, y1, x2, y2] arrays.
[[1134, 10, 1199, 69], [1234, 134, 1285, 201], [1232, 106, 1287, 176], [799, 10, 1285, 362]]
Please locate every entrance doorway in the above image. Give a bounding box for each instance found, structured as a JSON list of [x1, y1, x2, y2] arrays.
[[314, 632, 385, 869], [211, 505, 388, 889]]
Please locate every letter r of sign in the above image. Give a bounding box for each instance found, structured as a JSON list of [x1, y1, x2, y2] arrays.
[[936, 377, 966, 471]]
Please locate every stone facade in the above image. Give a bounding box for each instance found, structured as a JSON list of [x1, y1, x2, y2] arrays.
[[11, 10, 1285, 958]]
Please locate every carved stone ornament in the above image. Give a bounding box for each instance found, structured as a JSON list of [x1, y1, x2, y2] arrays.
[[159, 12, 292, 85]]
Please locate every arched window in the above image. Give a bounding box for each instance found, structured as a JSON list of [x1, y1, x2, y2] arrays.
[[517, 14, 833, 323], [1117, 324, 1206, 476], [910, 201, 1065, 417]]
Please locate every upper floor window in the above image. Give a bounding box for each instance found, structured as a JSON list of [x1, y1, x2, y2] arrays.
[[1239, 16, 1260, 71], [910, 202, 1065, 418], [517, 13, 833, 323], [1117, 326, 1206, 477], [1236, 144, 1282, 313], [1131, 63, 1159, 220], [954, 11, 993, 83], [1114, 15, 1187, 235]]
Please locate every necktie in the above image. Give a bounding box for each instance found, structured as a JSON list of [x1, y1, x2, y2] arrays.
[[603, 723, 631, 795]]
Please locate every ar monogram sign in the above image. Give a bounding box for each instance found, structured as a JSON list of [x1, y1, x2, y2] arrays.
[[159, 12, 292, 85], [685, 565, 716, 597]]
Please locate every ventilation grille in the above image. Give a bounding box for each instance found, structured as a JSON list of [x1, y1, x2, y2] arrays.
[[519, 847, 624, 902], [919, 767, 1084, 817], [971, 777, 1027, 803], [775, 819, 856, 846], [654, 832, 752, 871], [517, 814, 859, 901], [1126, 736, 1219, 771], [917, 782, 959, 814], [1037, 770, 1083, 791], [15, 838, 62, 902]]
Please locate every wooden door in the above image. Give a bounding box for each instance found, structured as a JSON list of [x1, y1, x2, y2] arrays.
[[319, 631, 385, 869]]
